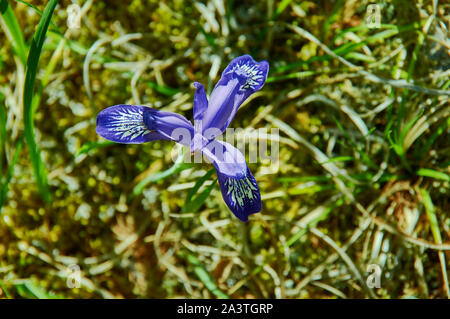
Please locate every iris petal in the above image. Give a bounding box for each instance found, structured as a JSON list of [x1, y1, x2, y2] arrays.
[[191, 82, 209, 151], [96, 104, 165, 144], [202, 140, 262, 222], [200, 55, 269, 140], [143, 107, 194, 146], [217, 166, 261, 222], [193, 82, 208, 123], [96, 104, 194, 146]]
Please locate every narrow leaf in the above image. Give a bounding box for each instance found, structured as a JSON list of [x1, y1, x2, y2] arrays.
[[417, 168, 450, 182], [0, 0, 28, 64], [187, 254, 230, 299], [182, 168, 215, 213], [23, 0, 58, 202], [183, 169, 217, 214], [76, 141, 115, 156], [132, 151, 194, 196]]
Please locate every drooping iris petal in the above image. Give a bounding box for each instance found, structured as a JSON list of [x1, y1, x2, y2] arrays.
[[200, 55, 269, 140], [96, 104, 166, 144], [96, 104, 194, 146], [201, 140, 262, 222]]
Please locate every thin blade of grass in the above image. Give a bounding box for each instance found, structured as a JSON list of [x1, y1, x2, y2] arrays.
[[273, 0, 293, 20], [333, 116, 377, 170], [23, 0, 58, 202], [183, 169, 217, 214], [285, 198, 345, 247], [0, 94, 5, 177], [417, 168, 450, 182], [14, 281, 62, 299], [399, 108, 425, 151], [187, 254, 230, 299], [415, 118, 448, 160], [274, 24, 414, 74], [145, 81, 180, 97], [197, 23, 217, 49], [13, 0, 61, 34], [344, 52, 376, 63], [277, 175, 332, 183], [420, 188, 449, 298], [323, 0, 344, 36], [185, 168, 216, 203], [288, 184, 334, 195], [76, 141, 115, 157], [320, 156, 354, 165], [132, 151, 194, 196], [0, 0, 28, 64], [0, 278, 10, 298]]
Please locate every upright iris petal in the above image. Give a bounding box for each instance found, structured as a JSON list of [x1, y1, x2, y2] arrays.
[[191, 82, 210, 151], [200, 55, 269, 140], [193, 82, 208, 123], [96, 104, 193, 146]]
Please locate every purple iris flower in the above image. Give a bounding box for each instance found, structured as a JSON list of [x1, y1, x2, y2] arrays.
[[96, 55, 269, 222]]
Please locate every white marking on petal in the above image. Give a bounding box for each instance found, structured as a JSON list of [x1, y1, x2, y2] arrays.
[[107, 107, 151, 140], [224, 175, 258, 208], [228, 60, 266, 91]]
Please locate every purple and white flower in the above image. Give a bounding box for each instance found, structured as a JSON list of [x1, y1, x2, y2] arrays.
[[96, 55, 269, 222]]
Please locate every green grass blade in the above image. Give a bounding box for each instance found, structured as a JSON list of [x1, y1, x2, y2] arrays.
[[145, 81, 180, 97], [285, 198, 345, 247], [0, 0, 28, 64], [0, 278, 10, 298], [420, 188, 449, 297], [132, 151, 194, 196], [185, 169, 215, 203], [23, 0, 58, 202], [0, 94, 5, 177], [14, 0, 61, 34], [273, 23, 416, 74], [288, 184, 335, 195], [277, 175, 332, 183], [197, 23, 217, 49], [333, 116, 378, 170], [266, 70, 316, 83], [186, 179, 217, 212], [0, 50, 4, 70], [323, 0, 344, 36], [417, 168, 450, 182], [415, 117, 448, 160], [15, 281, 62, 299], [76, 141, 115, 157], [344, 52, 376, 63], [273, 0, 293, 20], [320, 156, 354, 165], [182, 168, 217, 214], [187, 254, 230, 299], [421, 188, 442, 243]]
